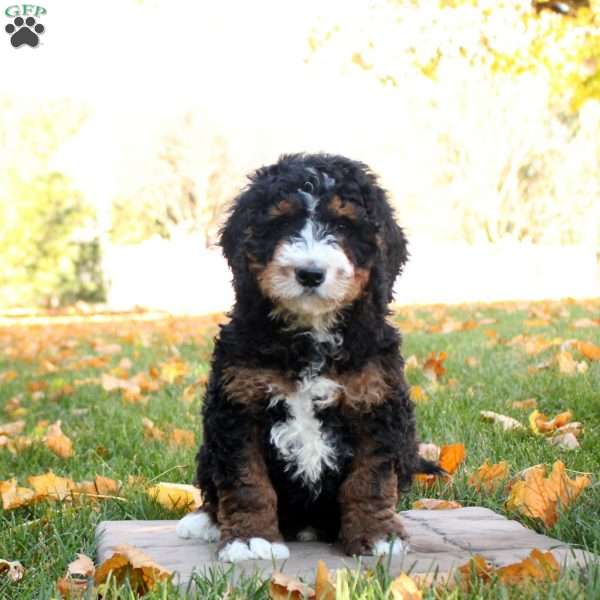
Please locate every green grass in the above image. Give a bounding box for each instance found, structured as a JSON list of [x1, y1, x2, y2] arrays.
[[0, 301, 599, 599]]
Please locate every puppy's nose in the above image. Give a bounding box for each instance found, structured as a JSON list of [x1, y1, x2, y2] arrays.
[[295, 267, 325, 288]]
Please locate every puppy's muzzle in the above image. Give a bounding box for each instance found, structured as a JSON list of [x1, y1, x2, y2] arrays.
[[295, 267, 325, 288]]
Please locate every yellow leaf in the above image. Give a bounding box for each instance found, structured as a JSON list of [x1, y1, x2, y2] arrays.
[[404, 355, 419, 370], [169, 429, 196, 448], [0, 479, 35, 510], [77, 476, 121, 498], [390, 572, 422, 600], [0, 370, 17, 383], [141, 418, 164, 441], [505, 461, 590, 527], [43, 420, 74, 459], [409, 385, 427, 403], [465, 356, 479, 368], [269, 571, 315, 600], [315, 560, 335, 600], [158, 357, 188, 384], [511, 398, 537, 410], [468, 461, 510, 493], [529, 410, 573, 436], [497, 549, 560, 584], [94, 544, 172, 594], [0, 420, 25, 436], [556, 351, 577, 375], [0, 558, 25, 582], [412, 498, 462, 510], [147, 482, 202, 512], [480, 410, 525, 431], [28, 472, 77, 501]]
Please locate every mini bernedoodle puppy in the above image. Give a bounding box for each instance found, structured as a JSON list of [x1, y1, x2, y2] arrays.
[[176, 153, 439, 562]]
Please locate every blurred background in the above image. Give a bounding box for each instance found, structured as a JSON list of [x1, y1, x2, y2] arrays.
[[1, 0, 599, 314]]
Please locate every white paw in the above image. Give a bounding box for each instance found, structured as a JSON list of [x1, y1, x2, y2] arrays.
[[218, 540, 257, 562], [249, 537, 290, 560], [176, 511, 220, 542], [297, 527, 318, 542], [372, 538, 409, 556]]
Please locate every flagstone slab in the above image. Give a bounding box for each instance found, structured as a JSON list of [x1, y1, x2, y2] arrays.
[[96, 507, 596, 588]]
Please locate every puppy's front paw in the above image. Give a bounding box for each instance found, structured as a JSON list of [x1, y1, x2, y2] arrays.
[[176, 511, 220, 542], [218, 538, 290, 562], [372, 537, 409, 556]]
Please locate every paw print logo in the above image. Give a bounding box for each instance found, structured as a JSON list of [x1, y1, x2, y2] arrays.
[[5, 16, 45, 48]]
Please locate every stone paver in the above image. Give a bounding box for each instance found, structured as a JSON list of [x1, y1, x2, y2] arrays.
[[96, 507, 595, 587]]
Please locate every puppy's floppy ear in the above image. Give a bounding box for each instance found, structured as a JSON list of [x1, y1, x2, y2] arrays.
[[379, 195, 409, 302]]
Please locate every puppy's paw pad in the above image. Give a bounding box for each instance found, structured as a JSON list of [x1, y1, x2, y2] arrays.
[[372, 538, 408, 556], [176, 512, 220, 542], [297, 527, 318, 542], [249, 538, 290, 560], [218, 540, 257, 562]]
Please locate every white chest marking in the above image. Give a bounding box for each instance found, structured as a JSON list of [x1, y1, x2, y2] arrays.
[[269, 375, 340, 486]]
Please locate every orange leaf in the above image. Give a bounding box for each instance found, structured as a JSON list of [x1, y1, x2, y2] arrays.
[[468, 461, 509, 493], [497, 549, 560, 584], [505, 461, 590, 527], [94, 544, 172, 594], [575, 340, 600, 361], [457, 555, 494, 584], [158, 357, 188, 384], [315, 560, 335, 600], [412, 498, 462, 510], [169, 429, 196, 448], [28, 472, 77, 501], [43, 421, 74, 459], [141, 418, 164, 441], [0, 479, 35, 510], [269, 571, 315, 600], [147, 482, 202, 512], [390, 572, 422, 599], [0, 420, 25, 436], [528, 410, 573, 436], [423, 351, 448, 382], [439, 443, 465, 475]]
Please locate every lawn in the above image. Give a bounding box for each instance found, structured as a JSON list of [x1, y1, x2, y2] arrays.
[[0, 299, 599, 599]]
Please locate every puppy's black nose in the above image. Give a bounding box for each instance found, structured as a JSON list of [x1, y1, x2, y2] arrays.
[[295, 267, 325, 288]]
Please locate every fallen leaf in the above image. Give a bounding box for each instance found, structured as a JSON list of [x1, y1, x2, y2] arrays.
[[101, 373, 141, 396], [423, 351, 448, 382], [549, 432, 580, 450], [412, 499, 462, 510], [497, 549, 559, 584], [270, 571, 315, 600], [404, 355, 419, 370], [0, 420, 25, 436], [67, 553, 95, 578], [94, 544, 172, 594], [556, 351, 578, 375], [554, 422, 584, 438], [480, 411, 525, 431], [575, 340, 600, 361], [572, 318, 599, 329], [147, 482, 202, 512], [315, 560, 335, 600], [468, 461, 509, 493], [511, 398, 537, 410], [142, 418, 164, 441], [390, 572, 422, 600], [529, 410, 573, 436], [28, 472, 77, 501], [0, 370, 18, 383], [457, 555, 494, 584], [409, 385, 427, 403], [0, 479, 35, 510], [158, 357, 188, 384], [418, 443, 440, 463], [0, 558, 25, 582], [77, 476, 121, 498], [465, 356, 479, 368], [505, 460, 591, 527], [439, 443, 466, 474], [43, 420, 74, 459], [169, 429, 196, 448]]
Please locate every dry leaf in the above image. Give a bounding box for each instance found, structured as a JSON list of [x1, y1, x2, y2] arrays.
[[415, 443, 465, 487], [409, 385, 427, 403], [418, 443, 440, 463], [315, 560, 335, 600], [147, 482, 202, 512], [511, 398, 537, 410], [528, 410, 573, 436], [549, 432, 580, 450], [480, 411, 524, 431], [0, 420, 25, 436], [269, 571, 315, 600], [169, 429, 196, 448], [468, 461, 509, 493], [506, 460, 591, 527], [554, 422, 584, 438], [0, 479, 35, 510], [67, 553, 95, 578], [94, 544, 172, 594], [575, 340, 600, 361], [0, 558, 25, 582], [423, 351, 448, 382], [465, 356, 479, 368], [497, 548, 560, 584], [412, 499, 462, 510], [142, 418, 164, 441], [28, 472, 77, 501], [404, 355, 419, 370], [77, 476, 121, 498], [390, 572, 422, 600], [457, 555, 494, 584], [158, 357, 188, 384], [44, 420, 74, 459], [101, 373, 141, 396], [556, 351, 578, 375], [0, 370, 18, 383]]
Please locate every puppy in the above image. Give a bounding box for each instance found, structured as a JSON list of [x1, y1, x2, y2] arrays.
[[177, 153, 437, 562]]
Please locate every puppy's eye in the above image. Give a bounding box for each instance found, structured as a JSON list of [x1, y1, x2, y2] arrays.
[[335, 222, 349, 233], [302, 181, 314, 193]]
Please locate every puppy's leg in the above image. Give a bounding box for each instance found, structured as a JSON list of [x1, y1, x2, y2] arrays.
[[339, 442, 408, 557], [216, 437, 289, 562]]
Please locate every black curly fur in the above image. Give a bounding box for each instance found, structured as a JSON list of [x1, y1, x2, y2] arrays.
[[194, 153, 439, 548]]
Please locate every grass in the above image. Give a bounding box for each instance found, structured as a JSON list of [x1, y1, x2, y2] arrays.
[[0, 299, 599, 598]]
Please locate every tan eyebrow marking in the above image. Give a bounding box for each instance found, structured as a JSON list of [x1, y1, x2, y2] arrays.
[[328, 195, 359, 221], [269, 198, 297, 219]]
